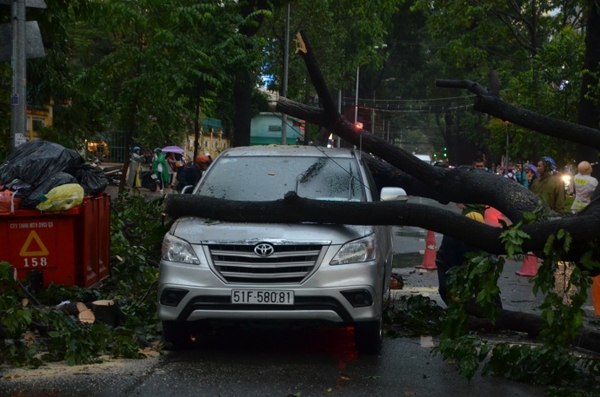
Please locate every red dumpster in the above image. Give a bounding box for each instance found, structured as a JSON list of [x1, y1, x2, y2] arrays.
[[0, 193, 111, 288]]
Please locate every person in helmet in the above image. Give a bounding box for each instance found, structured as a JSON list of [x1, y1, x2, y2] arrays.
[[530, 156, 565, 214], [435, 212, 503, 309], [151, 148, 170, 194], [175, 154, 211, 193], [127, 146, 145, 188], [543, 156, 557, 174]]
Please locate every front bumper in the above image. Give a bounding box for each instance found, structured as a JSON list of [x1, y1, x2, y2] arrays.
[[157, 260, 383, 324]]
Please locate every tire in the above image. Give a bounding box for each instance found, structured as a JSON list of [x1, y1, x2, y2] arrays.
[[354, 318, 383, 355], [162, 321, 194, 350], [149, 181, 157, 192]]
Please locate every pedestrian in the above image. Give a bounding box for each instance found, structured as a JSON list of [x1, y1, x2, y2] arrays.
[[435, 211, 503, 309], [456, 155, 487, 217], [127, 146, 144, 188], [474, 151, 492, 173], [504, 170, 518, 182], [151, 148, 170, 195], [530, 156, 565, 214], [525, 163, 538, 189], [176, 154, 211, 193], [571, 161, 598, 214], [176, 153, 187, 175], [165, 152, 177, 189]]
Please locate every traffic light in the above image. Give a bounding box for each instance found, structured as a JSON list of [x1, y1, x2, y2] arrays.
[[443, 147, 447, 157], [354, 122, 363, 130]]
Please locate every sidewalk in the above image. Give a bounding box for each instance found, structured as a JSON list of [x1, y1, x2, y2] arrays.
[[102, 163, 174, 201]]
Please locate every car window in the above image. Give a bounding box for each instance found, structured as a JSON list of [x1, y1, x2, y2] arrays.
[[196, 155, 365, 202]]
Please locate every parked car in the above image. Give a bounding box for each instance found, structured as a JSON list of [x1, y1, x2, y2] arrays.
[[158, 145, 406, 354]]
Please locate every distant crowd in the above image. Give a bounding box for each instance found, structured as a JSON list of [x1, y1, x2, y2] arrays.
[[126, 146, 213, 194]]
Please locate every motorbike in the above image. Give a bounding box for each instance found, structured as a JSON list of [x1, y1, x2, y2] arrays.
[[140, 169, 159, 192], [101, 165, 122, 186]]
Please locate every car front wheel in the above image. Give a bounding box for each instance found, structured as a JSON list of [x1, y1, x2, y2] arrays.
[[354, 317, 383, 355], [162, 320, 194, 350]]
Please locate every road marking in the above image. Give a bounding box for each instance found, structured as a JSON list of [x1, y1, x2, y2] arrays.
[[420, 335, 435, 348]]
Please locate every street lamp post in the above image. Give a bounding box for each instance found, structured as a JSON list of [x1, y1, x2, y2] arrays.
[[354, 66, 359, 125], [354, 44, 387, 127]]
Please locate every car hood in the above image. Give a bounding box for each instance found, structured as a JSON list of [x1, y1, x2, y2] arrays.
[[170, 216, 376, 245]]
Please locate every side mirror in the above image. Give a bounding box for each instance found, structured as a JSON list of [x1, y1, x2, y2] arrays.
[[380, 187, 408, 202]]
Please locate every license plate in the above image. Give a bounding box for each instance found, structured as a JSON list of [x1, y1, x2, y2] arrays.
[[151, 174, 157, 179], [231, 290, 294, 305]]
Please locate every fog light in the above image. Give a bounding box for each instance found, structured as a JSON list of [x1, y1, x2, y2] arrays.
[[160, 288, 189, 307], [340, 289, 373, 308]]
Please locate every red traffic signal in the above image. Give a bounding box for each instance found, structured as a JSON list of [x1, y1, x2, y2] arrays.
[[354, 122, 363, 130]]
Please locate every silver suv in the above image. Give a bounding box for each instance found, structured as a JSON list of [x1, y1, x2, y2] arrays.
[[158, 145, 405, 354]]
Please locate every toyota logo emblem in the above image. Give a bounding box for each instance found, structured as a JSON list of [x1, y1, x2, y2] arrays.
[[254, 243, 275, 257]]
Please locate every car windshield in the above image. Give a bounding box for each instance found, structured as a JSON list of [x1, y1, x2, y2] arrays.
[[196, 155, 365, 202]]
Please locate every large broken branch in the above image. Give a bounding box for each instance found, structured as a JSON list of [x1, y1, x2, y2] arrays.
[[435, 79, 600, 150], [162, 192, 600, 262], [273, 30, 548, 224]]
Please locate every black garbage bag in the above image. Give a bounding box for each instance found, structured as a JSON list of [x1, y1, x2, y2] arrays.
[[0, 141, 84, 186], [74, 164, 109, 196], [18, 172, 78, 209]]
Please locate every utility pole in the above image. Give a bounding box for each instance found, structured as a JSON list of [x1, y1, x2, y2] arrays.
[[0, 0, 47, 149], [10, 0, 26, 150]]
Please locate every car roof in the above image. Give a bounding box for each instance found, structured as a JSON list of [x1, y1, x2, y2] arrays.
[[219, 145, 357, 159]]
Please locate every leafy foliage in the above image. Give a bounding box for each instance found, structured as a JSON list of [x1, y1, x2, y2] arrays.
[[429, 210, 600, 389], [387, 295, 446, 337], [0, 192, 164, 367]]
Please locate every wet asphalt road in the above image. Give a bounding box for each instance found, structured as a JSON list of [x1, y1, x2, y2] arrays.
[[0, 195, 590, 397], [0, 326, 548, 397]]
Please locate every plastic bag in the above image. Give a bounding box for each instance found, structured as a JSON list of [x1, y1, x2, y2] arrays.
[[0, 141, 84, 186], [0, 190, 21, 213], [18, 172, 78, 209], [36, 184, 84, 212], [74, 164, 109, 196]]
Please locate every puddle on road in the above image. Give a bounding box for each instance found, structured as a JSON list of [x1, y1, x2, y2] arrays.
[[393, 252, 424, 269]]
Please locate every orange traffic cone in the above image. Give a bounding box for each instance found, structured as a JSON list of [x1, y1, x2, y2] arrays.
[[592, 275, 600, 316], [416, 230, 437, 270], [516, 253, 538, 277]]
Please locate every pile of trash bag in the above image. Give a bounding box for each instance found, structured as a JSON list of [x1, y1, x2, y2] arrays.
[[0, 141, 109, 211]]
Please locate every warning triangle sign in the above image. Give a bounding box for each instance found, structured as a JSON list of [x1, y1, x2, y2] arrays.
[[20, 230, 49, 256]]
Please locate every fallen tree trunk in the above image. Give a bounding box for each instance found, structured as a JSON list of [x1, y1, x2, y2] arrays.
[[272, 32, 564, 224], [162, 192, 600, 264]]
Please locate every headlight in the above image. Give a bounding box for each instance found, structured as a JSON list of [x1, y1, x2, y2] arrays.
[[162, 234, 201, 265], [330, 235, 377, 265], [562, 175, 571, 183]]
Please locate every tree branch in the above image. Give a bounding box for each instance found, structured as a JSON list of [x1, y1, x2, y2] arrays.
[[435, 79, 600, 149], [162, 193, 600, 261]]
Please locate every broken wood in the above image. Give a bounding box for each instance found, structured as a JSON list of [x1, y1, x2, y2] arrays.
[[91, 300, 126, 328], [78, 310, 95, 324], [57, 301, 89, 317]]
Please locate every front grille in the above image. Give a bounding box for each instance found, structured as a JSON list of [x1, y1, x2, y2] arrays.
[[208, 244, 324, 284]]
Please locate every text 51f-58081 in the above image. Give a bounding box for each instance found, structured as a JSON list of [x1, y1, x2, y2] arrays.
[[231, 290, 294, 305]]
